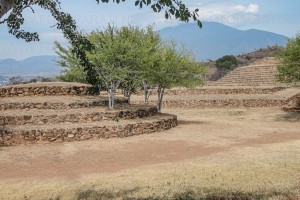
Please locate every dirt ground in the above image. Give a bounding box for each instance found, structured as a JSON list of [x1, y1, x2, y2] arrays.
[[1, 107, 300, 199]]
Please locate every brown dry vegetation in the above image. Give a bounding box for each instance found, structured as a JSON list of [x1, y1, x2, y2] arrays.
[[0, 107, 300, 200], [205, 46, 281, 81]]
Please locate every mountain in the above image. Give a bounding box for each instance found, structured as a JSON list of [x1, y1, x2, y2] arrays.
[[0, 22, 288, 78], [0, 55, 61, 76], [159, 22, 288, 61]]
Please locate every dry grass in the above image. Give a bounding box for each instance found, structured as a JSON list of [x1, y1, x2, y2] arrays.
[[1, 140, 300, 199], [1, 108, 300, 200]]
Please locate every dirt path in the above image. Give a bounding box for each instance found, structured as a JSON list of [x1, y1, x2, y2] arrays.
[[0, 108, 299, 180]]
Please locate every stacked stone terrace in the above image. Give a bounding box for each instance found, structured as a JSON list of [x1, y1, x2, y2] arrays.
[[0, 82, 177, 146], [132, 61, 300, 109], [207, 64, 280, 87]]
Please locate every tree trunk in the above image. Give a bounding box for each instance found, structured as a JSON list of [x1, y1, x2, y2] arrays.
[[0, 0, 15, 19], [157, 86, 165, 113], [107, 81, 120, 109], [143, 81, 152, 106], [127, 92, 132, 104], [108, 88, 113, 109]]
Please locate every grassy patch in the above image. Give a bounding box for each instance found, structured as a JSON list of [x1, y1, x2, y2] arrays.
[[74, 188, 299, 200]]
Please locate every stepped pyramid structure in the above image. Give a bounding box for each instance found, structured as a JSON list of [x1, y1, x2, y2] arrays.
[[208, 57, 282, 87], [132, 58, 300, 109], [208, 64, 280, 86], [0, 82, 177, 146]]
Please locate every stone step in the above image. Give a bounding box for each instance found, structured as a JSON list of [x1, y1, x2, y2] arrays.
[[0, 95, 129, 111], [131, 88, 300, 108], [219, 76, 275, 79], [0, 105, 158, 126], [133, 88, 300, 109], [134, 98, 287, 109], [0, 82, 96, 97], [272, 88, 300, 99], [138, 86, 287, 96], [0, 113, 178, 146], [209, 83, 280, 87], [208, 65, 278, 87]]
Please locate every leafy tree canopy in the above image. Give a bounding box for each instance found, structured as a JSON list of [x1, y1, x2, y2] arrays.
[[276, 34, 300, 83], [0, 0, 201, 42], [1, 0, 202, 89], [215, 55, 238, 70], [55, 25, 206, 111]]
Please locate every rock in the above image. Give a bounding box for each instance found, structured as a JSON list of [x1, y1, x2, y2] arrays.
[[67, 134, 75, 138]]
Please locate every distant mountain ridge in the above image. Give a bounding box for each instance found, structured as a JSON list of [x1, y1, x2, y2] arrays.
[[0, 55, 61, 76], [0, 22, 288, 77], [159, 22, 288, 61]]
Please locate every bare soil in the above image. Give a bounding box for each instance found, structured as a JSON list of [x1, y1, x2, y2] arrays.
[[0, 107, 300, 199]]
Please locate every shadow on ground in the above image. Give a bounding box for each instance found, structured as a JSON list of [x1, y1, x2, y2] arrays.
[[275, 111, 300, 122], [72, 187, 299, 200], [178, 120, 207, 125]]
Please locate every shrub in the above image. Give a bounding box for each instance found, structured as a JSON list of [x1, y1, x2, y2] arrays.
[[277, 34, 300, 83], [216, 55, 238, 70]]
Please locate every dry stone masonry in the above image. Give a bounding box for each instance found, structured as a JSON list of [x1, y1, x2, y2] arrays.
[[207, 65, 281, 86], [0, 98, 128, 110], [0, 107, 158, 126], [0, 114, 177, 146], [132, 63, 300, 109], [282, 93, 300, 112], [0, 82, 178, 146], [137, 86, 287, 96], [0, 82, 96, 97]]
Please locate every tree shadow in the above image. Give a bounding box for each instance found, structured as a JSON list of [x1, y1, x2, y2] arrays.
[[275, 111, 300, 122], [178, 120, 207, 125], [76, 187, 142, 200]]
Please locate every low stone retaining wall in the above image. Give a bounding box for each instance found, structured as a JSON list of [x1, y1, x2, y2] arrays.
[[0, 107, 158, 126], [0, 98, 129, 111], [137, 87, 287, 96], [0, 84, 96, 97], [136, 99, 287, 108], [283, 94, 300, 112], [0, 114, 177, 146]]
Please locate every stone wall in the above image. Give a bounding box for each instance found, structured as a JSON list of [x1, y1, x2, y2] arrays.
[[282, 93, 300, 112], [0, 84, 96, 97], [0, 98, 129, 111], [0, 114, 177, 146], [136, 99, 287, 108], [137, 86, 287, 96], [0, 107, 158, 126]]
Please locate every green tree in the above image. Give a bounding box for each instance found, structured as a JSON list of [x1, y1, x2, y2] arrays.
[[117, 26, 161, 103], [54, 41, 88, 83], [148, 43, 206, 112], [87, 25, 161, 109], [55, 25, 161, 108], [277, 34, 300, 83], [215, 55, 238, 70], [0, 0, 201, 42], [1, 1, 202, 90]]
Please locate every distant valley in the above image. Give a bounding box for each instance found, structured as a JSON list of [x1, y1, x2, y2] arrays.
[[0, 55, 61, 85]]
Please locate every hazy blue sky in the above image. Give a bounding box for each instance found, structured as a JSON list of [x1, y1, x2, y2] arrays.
[[0, 0, 300, 60]]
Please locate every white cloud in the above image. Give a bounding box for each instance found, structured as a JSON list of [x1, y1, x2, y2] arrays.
[[233, 5, 247, 12], [124, 1, 261, 30], [186, 2, 260, 26], [245, 4, 259, 13]]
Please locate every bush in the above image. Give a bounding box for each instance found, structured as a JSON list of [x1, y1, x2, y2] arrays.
[[277, 34, 300, 83], [216, 55, 238, 70]]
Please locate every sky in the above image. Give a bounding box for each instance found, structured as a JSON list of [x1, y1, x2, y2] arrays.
[[0, 0, 300, 60]]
